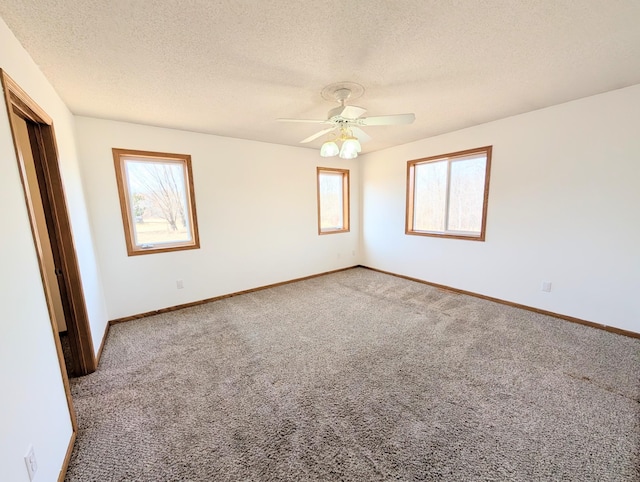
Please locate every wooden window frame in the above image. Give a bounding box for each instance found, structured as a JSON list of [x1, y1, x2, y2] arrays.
[[112, 148, 200, 256], [317, 167, 350, 235], [406, 146, 492, 241]]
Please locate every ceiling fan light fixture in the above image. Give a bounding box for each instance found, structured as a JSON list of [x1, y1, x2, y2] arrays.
[[280, 81, 415, 158], [344, 137, 361, 153], [339, 139, 359, 159], [344, 137, 362, 153], [320, 140, 339, 157]]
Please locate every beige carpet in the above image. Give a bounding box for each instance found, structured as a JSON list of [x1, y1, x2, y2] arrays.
[[66, 267, 640, 481]]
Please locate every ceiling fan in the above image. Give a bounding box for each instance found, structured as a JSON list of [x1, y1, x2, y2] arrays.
[[277, 82, 415, 159]]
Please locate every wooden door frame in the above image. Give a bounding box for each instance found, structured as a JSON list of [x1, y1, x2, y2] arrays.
[[1, 70, 96, 379]]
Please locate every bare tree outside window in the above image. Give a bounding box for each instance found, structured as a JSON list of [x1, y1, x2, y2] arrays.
[[113, 149, 200, 256]]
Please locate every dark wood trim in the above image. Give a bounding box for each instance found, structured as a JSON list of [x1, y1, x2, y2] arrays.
[[361, 266, 640, 339], [95, 319, 111, 366], [405, 160, 414, 236], [1, 69, 96, 377], [110, 266, 359, 324], [405, 145, 492, 241], [1, 73, 52, 124], [343, 169, 350, 233], [317, 167, 350, 235], [30, 123, 96, 373], [51, 329, 77, 430], [57, 430, 77, 482], [112, 148, 200, 256]]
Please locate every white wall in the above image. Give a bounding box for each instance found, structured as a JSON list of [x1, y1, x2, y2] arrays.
[[361, 84, 640, 334], [75, 117, 360, 320], [0, 16, 108, 482]]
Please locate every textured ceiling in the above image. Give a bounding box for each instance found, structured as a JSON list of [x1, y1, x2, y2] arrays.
[[1, 1, 639, 154]]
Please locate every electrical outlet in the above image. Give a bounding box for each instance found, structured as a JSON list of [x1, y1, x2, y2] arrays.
[[24, 445, 37, 481], [541, 281, 552, 292], [176, 279, 184, 289]]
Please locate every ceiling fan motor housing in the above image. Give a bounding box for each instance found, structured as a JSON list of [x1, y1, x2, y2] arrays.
[[327, 104, 368, 122], [277, 81, 414, 146], [333, 88, 352, 103], [328, 105, 352, 121]]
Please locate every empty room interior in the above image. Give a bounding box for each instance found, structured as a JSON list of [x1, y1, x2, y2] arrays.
[[1, 2, 639, 481]]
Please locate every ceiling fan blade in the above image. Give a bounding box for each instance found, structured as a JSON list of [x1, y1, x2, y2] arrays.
[[300, 127, 335, 144], [350, 127, 371, 143], [327, 105, 367, 120], [340, 105, 367, 119], [277, 118, 329, 124], [359, 113, 415, 126]]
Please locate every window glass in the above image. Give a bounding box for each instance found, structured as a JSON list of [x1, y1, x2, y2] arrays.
[[113, 149, 200, 255], [406, 146, 491, 241], [317, 168, 349, 234], [413, 160, 447, 232], [448, 156, 487, 233]]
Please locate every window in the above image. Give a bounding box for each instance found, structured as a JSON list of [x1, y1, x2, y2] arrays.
[[112, 148, 200, 255], [406, 146, 491, 241], [317, 167, 350, 234]]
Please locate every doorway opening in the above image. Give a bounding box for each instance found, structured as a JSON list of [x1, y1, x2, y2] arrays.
[[1, 70, 96, 382]]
